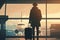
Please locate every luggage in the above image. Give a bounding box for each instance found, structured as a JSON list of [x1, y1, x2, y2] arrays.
[[25, 24, 33, 39]]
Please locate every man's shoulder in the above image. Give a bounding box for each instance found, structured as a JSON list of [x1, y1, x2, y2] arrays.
[[38, 9, 41, 11]]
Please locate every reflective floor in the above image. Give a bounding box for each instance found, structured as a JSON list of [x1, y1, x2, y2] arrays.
[[6, 38, 60, 40]]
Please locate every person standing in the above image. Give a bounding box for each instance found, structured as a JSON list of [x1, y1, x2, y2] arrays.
[[29, 2, 42, 40]]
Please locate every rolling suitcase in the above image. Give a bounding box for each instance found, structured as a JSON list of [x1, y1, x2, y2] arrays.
[[25, 24, 33, 40]]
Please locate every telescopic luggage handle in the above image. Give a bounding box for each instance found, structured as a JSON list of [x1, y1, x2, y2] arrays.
[[28, 23, 32, 28]]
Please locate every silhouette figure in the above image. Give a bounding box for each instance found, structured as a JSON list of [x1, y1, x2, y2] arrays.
[[29, 2, 42, 40]]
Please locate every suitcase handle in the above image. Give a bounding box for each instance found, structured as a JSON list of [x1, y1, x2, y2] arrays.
[[28, 23, 32, 28]]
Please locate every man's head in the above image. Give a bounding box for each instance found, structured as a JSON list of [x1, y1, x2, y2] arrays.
[[33, 2, 38, 7]]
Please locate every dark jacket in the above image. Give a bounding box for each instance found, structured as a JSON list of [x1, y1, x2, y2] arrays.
[[29, 7, 42, 27]]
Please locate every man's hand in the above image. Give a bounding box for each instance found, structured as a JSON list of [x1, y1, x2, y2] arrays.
[[29, 21, 32, 23]]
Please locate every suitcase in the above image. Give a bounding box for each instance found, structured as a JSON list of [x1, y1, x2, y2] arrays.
[[25, 27, 33, 39]]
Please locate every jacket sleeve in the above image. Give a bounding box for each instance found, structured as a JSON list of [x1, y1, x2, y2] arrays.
[[39, 9, 42, 21], [29, 9, 32, 23]]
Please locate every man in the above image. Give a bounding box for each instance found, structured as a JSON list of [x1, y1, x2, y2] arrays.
[[29, 2, 42, 40]]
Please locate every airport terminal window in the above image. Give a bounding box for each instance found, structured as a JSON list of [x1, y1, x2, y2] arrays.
[[0, 4, 46, 37], [47, 4, 60, 18], [6, 4, 46, 18], [1, 3, 60, 37], [6, 19, 23, 36], [47, 4, 60, 38], [47, 20, 60, 36], [5, 4, 47, 36], [0, 1, 60, 40], [6, 19, 46, 36]]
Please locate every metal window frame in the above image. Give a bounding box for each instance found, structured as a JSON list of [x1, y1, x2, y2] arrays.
[[1, 0, 60, 40]]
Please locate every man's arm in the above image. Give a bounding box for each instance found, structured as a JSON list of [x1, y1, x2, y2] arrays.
[[29, 10, 32, 23], [39, 9, 42, 21]]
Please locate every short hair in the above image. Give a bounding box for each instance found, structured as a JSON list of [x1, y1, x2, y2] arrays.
[[33, 2, 38, 6]]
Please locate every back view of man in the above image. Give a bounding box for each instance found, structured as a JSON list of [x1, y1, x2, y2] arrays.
[[29, 2, 42, 40]]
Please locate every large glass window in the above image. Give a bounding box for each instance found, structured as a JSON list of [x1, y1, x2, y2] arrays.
[[0, 0, 60, 40], [47, 3, 60, 37], [6, 4, 46, 18], [6, 19, 46, 36], [47, 20, 60, 36], [5, 4, 46, 37], [47, 4, 60, 18]]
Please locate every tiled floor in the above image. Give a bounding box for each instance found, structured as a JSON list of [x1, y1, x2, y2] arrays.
[[6, 38, 60, 40]]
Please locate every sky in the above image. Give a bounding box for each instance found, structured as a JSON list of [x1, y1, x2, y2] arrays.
[[0, 3, 60, 29]]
